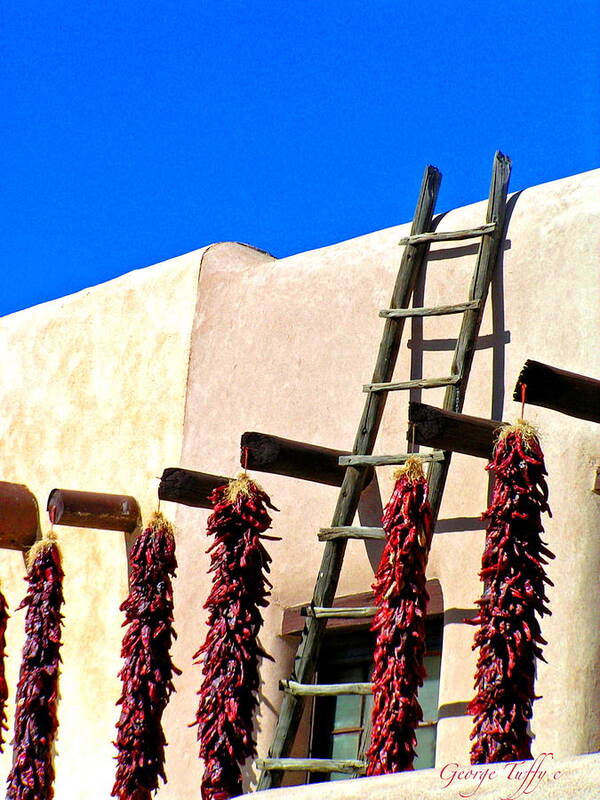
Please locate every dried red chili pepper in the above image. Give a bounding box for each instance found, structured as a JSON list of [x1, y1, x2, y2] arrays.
[[193, 474, 278, 800], [468, 422, 554, 764], [366, 457, 433, 775], [7, 534, 64, 800], [112, 511, 180, 800], [0, 586, 8, 752]]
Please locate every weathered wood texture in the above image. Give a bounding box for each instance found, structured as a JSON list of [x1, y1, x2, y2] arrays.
[[281, 680, 372, 696], [256, 165, 442, 791], [426, 151, 511, 522], [364, 374, 459, 393], [0, 482, 40, 550], [513, 360, 600, 423], [240, 431, 373, 487], [303, 606, 378, 619], [409, 401, 504, 459], [158, 467, 230, 509], [282, 582, 444, 636], [339, 450, 444, 467], [47, 488, 141, 532], [256, 758, 366, 774], [379, 300, 480, 318], [317, 526, 384, 541], [398, 223, 495, 245], [282, 591, 377, 635]]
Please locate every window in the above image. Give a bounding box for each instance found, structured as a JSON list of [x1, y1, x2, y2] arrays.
[[281, 582, 444, 783], [308, 615, 443, 781], [308, 631, 373, 783]]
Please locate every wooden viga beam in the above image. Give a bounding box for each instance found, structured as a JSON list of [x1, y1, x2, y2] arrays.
[[514, 360, 600, 424], [240, 432, 374, 487], [158, 468, 231, 509], [47, 489, 141, 532], [408, 401, 505, 459], [0, 482, 40, 550]]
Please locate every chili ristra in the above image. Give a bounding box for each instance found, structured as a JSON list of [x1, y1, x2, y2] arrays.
[[468, 422, 554, 764], [194, 474, 278, 800], [7, 535, 64, 800], [112, 512, 180, 800], [366, 457, 433, 775]]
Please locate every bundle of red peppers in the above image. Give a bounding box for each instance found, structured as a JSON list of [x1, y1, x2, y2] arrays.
[[113, 512, 180, 800], [366, 457, 433, 775], [194, 473, 278, 800], [468, 421, 554, 764], [0, 585, 8, 751], [7, 534, 64, 800]]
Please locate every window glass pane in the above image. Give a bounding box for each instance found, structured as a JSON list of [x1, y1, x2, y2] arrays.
[[419, 655, 441, 722], [414, 724, 437, 769], [333, 694, 362, 730], [425, 616, 443, 651], [331, 732, 360, 762], [311, 619, 443, 782]]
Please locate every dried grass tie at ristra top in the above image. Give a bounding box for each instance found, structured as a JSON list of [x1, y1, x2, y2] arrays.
[[112, 511, 180, 800], [468, 420, 554, 764], [194, 473, 279, 800], [495, 418, 539, 447], [367, 456, 433, 775], [7, 531, 64, 800]]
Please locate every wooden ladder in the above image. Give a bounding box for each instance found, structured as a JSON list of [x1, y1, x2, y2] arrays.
[[255, 151, 512, 789]]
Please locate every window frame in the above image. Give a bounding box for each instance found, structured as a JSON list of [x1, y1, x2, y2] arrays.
[[281, 581, 444, 781]]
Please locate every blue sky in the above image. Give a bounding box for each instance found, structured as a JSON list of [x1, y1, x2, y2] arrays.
[[2, 1, 598, 316]]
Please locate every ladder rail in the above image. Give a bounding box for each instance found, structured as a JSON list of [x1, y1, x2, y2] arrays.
[[426, 152, 511, 522], [256, 165, 442, 791], [354, 152, 511, 772]]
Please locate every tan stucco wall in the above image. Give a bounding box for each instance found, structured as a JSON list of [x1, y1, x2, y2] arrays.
[[0, 168, 598, 799], [249, 752, 600, 800], [0, 249, 203, 797]]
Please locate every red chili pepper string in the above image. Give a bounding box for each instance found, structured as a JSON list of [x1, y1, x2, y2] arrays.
[[7, 538, 64, 800], [0, 587, 8, 752], [467, 426, 554, 764], [193, 475, 278, 800], [112, 512, 180, 800], [366, 464, 433, 775]]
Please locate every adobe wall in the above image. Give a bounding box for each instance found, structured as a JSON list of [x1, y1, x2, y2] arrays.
[[0, 250, 203, 797], [167, 168, 600, 797], [0, 168, 598, 799]]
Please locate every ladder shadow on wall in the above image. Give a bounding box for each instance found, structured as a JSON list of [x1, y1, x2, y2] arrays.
[[408, 192, 525, 530], [352, 188, 524, 570]]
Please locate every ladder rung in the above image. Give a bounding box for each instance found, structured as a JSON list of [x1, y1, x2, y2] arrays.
[[379, 300, 481, 319], [256, 757, 366, 774], [398, 223, 496, 245], [364, 375, 460, 393], [301, 605, 377, 619], [280, 680, 372, 696], [339, 451, 445, 467], [318, 526, 384, 541]]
